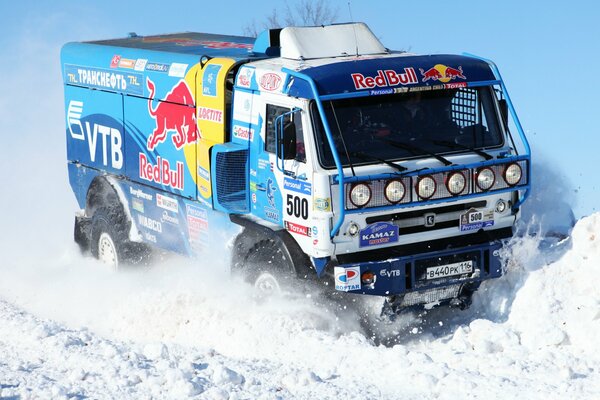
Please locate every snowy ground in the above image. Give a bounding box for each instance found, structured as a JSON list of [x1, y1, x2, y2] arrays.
[[1, 166, 600, 399]]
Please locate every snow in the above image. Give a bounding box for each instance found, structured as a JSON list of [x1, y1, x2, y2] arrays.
[[2, 179, 600, 398]]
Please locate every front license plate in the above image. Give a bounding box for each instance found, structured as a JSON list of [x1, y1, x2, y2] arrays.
[[426, 260, 473, 280]]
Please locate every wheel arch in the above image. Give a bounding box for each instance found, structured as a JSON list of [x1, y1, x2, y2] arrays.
[[230, 214, 314, 278]]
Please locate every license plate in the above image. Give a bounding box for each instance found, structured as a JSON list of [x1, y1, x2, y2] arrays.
[[426, 260, 473, 280]]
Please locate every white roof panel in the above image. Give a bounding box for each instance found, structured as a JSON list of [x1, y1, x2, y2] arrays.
[[280, 23, 387, 60]]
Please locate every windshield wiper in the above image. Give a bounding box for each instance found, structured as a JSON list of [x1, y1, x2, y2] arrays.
[[350, 151, 407, 172], [432, 139, 494, 161], [380, 138, 453, 166]]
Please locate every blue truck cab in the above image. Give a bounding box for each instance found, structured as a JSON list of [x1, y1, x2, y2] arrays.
[[61, 23, 530, 311]]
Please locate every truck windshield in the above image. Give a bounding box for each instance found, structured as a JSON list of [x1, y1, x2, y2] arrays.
[[312, 87, 504, 169]]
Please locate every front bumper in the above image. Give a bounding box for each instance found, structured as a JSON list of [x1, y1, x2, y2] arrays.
[[334, 240, 503, 297]]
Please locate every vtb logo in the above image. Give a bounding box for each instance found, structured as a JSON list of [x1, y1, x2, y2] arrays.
[[67, 100, 123, 169]]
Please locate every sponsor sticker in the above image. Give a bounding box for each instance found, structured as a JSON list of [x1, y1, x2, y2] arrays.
[[420, 64, 466, 83], [259, 73, 282, 91], [146, 62, 170, 73], [266, 178, 277, 208], [283, 178, 311, 195], [137, 214, 162, 233], [132, 198, 144, 213], [160, 210, 179, 225], [264, 207, 280, 223], [198, 166, 210, 181], [314, 197, 331, 212], [129, 186, 153, 201], [359, 222, 399, 247], [139, 153, 184, 191], [186, 204, 208, 254], [351, 68, 418, 90], [197, 107, 223, 123], [64, 64, 143, 95], [202, 64, 222, 96], [110, 55, 121, 68], [118, 58, 136, 69], [156, 193, 179, 213], [334, 266, 361, 291], [237, 67, 254, 88], [459, 208, 494, 232], [233, 125, 253, 141], [169, 63, 188, 78], [134, 59, 148, 71], [284, 221, 311, 237]]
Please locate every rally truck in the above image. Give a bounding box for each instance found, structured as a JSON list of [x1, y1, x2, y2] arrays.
[[62, 23, 530, 312]]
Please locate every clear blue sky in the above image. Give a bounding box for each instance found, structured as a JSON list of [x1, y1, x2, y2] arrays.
[[1, 0, 598, 217]]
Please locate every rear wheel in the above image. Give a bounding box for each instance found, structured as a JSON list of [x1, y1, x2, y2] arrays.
[[90, 206, 149, 270]]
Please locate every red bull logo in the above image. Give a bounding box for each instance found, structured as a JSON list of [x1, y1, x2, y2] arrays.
[[420, 65, 466, 83], [351, 68, 418, 90], [146, 78, 197, 151], [139, 153, 184, 191]]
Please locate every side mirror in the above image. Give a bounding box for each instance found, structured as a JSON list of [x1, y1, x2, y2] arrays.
[[275, 114, 297, 160], [499, 99, 509, 128]]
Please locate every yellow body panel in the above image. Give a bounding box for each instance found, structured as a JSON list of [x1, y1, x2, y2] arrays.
[[195, 58, 236, 200]]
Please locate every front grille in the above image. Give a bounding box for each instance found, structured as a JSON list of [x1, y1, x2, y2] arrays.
[[366, 200, 486, 235]]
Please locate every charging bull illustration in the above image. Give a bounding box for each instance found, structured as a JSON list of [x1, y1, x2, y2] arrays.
[[146, 78, 197, 150]]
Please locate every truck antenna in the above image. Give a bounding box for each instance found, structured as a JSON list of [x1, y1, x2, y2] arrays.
[[348, 2, 359, 57]]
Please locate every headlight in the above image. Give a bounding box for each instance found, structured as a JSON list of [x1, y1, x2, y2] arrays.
[[384, 180, 406, 203], [504, 163, 522, 186], [350, 183, 371, 207], [476, 167, 495, 191], [417, 175, 436, 199], [446, 171, 466, 195]]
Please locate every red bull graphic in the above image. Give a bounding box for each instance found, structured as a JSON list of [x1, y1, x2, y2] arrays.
[[351, 68, 418, 90], [146, 78, 197, 151], [139, 153, 184, 190], [420, 65, 466, 83]]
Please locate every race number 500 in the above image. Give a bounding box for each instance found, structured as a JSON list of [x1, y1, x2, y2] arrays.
[[286, 194, 308, 220]]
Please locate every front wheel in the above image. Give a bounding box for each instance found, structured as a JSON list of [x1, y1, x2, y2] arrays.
[[236, 239, 297, 297]]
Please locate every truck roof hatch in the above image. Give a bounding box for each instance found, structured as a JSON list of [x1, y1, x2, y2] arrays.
[[279, 23, 387, 60]]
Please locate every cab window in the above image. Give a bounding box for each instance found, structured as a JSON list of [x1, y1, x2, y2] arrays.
[[265, 104, 306, 163]]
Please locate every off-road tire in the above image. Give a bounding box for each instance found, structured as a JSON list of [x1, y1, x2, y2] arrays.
[[237, 239, 298, 296], [90, 206, 149, 269]]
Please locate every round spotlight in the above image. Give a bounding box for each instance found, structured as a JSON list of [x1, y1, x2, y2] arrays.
[[384, 180, 406, 203], [446, 171, 467, 195], [348, 222, 360, 237], [495, 199, 507, 213], [417, 175, 437, 200], [476, 167, 495, 191], [504, 163, 523, 186], [350, 183, 371, 208]]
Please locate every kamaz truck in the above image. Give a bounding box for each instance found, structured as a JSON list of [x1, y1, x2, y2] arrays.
[[61, 23, 530, 312]]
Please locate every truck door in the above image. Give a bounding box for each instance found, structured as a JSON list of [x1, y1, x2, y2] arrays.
[[250, 96, 315, 247]]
